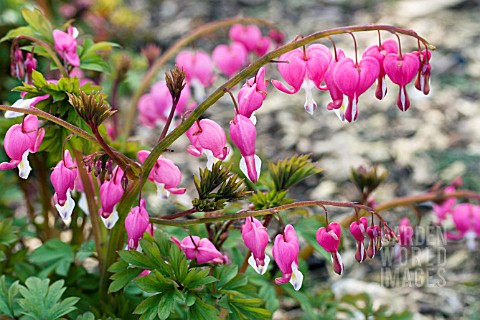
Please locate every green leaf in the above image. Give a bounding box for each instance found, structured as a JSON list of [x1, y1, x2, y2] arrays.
[[0, 276, 19, 317], [0, 219, 18, 246], [268, 154, 322, 191], [183, 268, 217, 289], [76, 311, 95, 320], [18, 277, 79, 320], [188, 297, 220, 320], [32, 70, 48, 88], [134, 295, 161, 320], [108, 267, 143, 293], [117, 250, 158, 269], [157, 290, 176, 320], [169, 244, 188, 283], [134, 271, 174, 293], [75, 240, 95, 261], [29, 239, 75, 277], [214, 265, 238, 290], [0, 26, 36, 42], [21, 8, 53, 41]]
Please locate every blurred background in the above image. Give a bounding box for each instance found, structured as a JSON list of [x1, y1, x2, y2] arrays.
[[1, 0, 479, 319]]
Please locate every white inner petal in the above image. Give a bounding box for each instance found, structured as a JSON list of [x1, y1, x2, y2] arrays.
[[6, 98, 36, 118], [204, 149, 215, 170], [78, 192, 90, 215], [400, 89, 406, 111], [191, 79, 206, 102], [381, 77, 387, 98], [301, 79, 317, 115], [465, 230, 477, 251], [101, 206, 119, 229], [55, 189, 76, 221], [289, 262, 303, 291], [18, 151, 32, 179], [155, 182, 170, 199]]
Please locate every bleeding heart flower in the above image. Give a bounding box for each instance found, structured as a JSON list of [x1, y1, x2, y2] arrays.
[[212, 42, 248, 78], [447, 204, 480, 251], [366, 224, 381, 258], [98, 166, 124, 229], [171, 236, 226, 264], [398, 217, 414, 247], [53, 26, 80, 67], [229, 114, 261, 183], [185, 119, 230, 169], [0, 115, 45, 179], [272, 44, 332, 115], [349, 217, 368, 263], [138, 151, 186, 198], [51, 150, 77, 221], [383, 52, 420, 111], [272, 224, 303, 291], [316, 222, 344, 274], [238, 67, 268, 121], [242, 217, 270, 275], [229, 24, 262, 53], [362, 39, 398, 100], [333, 56, 380, 122], [414, 49, 432, 95], [125, 199, 150, 250], [176, 50, 214, 101]]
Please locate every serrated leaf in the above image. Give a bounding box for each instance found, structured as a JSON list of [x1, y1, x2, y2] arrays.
[[0, 219, 18, 246], [268, 154, 322, 191], [169, 245, 188, 283], [134, 271, 174, 293], [214, 265, 238, 290], [18, 277, 79, 320], [0, 276, 19, 317], [29, 239, 74, 277], [157, 290, 176, 320], [134, 294, 162, 319], [108, 267, 143, 293], [188, 298, 219, 320], [117, 250, 157, 269], [183, 268, 217, 289]]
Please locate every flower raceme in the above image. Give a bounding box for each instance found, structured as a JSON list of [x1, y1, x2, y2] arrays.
[[185, 119, 230, 169], [242, 217, 270, 275], [272, 44, 332, 115], [125, 199, 150, 250], [229, 114, 261, 183], [53, 26, 80, 67], [171, 236, 226, 264], [51, 150, 77, 221], [316, 222, 344, 275], [0, 115, 45, 179], [137, 150, 186, 199], [272, 224, 303, 291]]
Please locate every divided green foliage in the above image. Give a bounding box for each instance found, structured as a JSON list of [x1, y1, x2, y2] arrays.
[[268, 154, 322, 191], [0, 219, 18, 247], [192, 162, 249, 211], [0, 275, 20, 318], [0, 8, 52, 42], [110, 230, 271, 320], [17, 277, 79, 320], [28, 239, 75, 277]]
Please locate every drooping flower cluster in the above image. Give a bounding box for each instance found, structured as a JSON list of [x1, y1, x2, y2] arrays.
[[272, 37, 431, 122]]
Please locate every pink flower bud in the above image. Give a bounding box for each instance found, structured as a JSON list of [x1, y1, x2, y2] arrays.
[[383, 52, 420, 112], [185, 119, 230, 169], [53, 27, 80, 67], [238, 67, 268, 119], [366, 224, 381, 258], [272, 44, 332, 115], [229, 114, 261, 183], [316, 222, 344, 274], [137, 151, 186, 198], [0, 115, 45, 179], [24, 53, 37, 84], [125, 199, 150, 250], [212, 42, 248, 78], [349, 217, 368, 263], [171, 236, 225, 264], [51, 150, 77, 221], [242, 217, 270, 275], [398, 217, 414, 247], [333, 56, 380, 122], [272, 225, 303, 291]]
